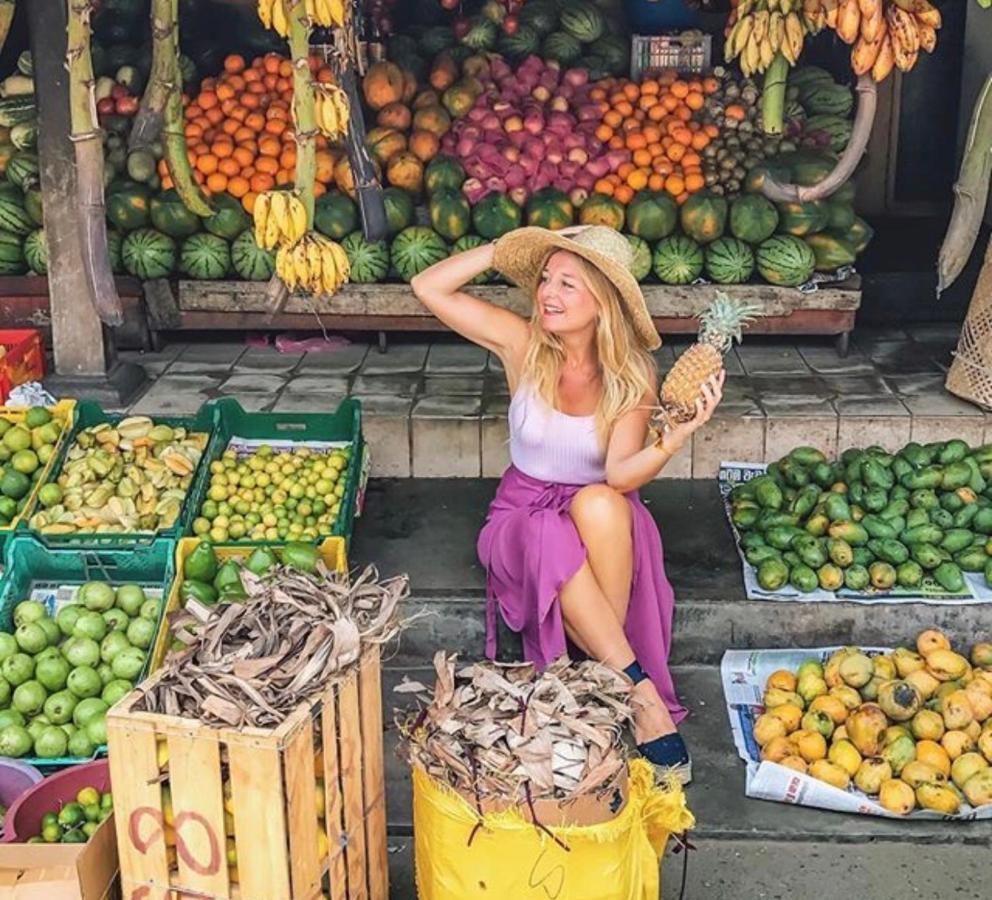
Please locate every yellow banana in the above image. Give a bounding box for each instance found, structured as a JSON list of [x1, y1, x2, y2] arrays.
[[851, 35, 882, 75], [295, 241, 311, 287], [257, 0, 273, 30], [857, 0, 877, 16], [861, 3, 884, 42], [752, 10, 769, 43], [769, 13, 785, 50], [328, 0, 346, 26], [271, 0, 288, 38], [288, 194, 307, 242], [871, 33, 895, 81], [759, 34, 775, 69], [887, 6, 919, 53], [329, 241, 350, 283], [736, 17, 755, 57], [837, 0, 861, 43], [825, 3, 838, 29], [891, 0, 939, 23], [331, 87, 350, 131], [253, 193, 271, 248], [265, 193, 284, 249], [917, 23, 936, 53], [785, 12, 805, 62]]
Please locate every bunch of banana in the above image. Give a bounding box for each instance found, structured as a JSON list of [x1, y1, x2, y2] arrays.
[[257, 0, 291, 37], [314, 84, 350, 139], [800, 0, 831, 32], [275, 233, 351, 295], [725, 0, 808, 74], [253, 191, 308, 251], [304, 0, 347, 27], [835, 0, 940, 81]]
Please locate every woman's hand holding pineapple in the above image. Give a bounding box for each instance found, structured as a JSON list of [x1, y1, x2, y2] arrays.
[[658, 370, 726, 454]]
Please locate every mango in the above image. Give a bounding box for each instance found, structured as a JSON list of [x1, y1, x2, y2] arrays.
[[963, 768, 992, 807], [942, 730, 976, 760], [911, 709, 945, 742], [950, 751, 989, 790], [879, 778, 916, 815], [942, 690, 975, 731], [915, 740, 951, 778], [872, 655, 897, 681], [802, 709, 835, 739], [860, 675, 886, 702], [893, 647, 926, 678], [794, 729, 827, 763], [965, 685, 992, 724], [966, 720, 983, 741], [854, 757, 892, 795], [809, 759, 851, 791], [882, 734, 917, 776], [829, 685, 863, 711], [917, 629, 951, 657], [753, 713, 787, 747], [761, 735, 794, 763], [884, 725, 913, 745], [916, 782, 961, 815], [978, 728, 992, 764], [768, 703, 803, 733], [810, 694, 848, 725], [971, 642, 992, 670], [934, 680, 963, 705], [833, 724, 849, 743], [824, 647, 859, 688], [797, 674, 829, 706], [927, 649, 970, 682], [905, 668, 940, 701], [767, 669, 798, 692], [847, 704, 888, 756], [796, 659, 825, 681], [828, 739, 862, 777], [763, 688, 805, 710], [878, 680, 923, 722], [900, 760, 947, 790], [779, 755, 808, 774], [839, 652, 874, 689]]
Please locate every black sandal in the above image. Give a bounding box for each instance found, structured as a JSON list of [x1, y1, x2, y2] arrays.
[[623, 660, 693, 785]]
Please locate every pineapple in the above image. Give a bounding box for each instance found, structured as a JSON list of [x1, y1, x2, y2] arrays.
[[656, 294, 758, 428]]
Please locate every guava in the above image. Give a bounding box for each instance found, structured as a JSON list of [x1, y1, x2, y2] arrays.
[[37, 618, 61, 647], [13, 600, 46, 627], [0, 632, 17, 663], [115, 584, 146, 617], [56, 604, 83, 638], [0, 724, 32, 757], [102, 609, 129, 633], [72, 697, 108, 728], [67, 666, 102, 699], [111, 647, 145, 682], [35, 646, 62, 663], [100, 631, 131, 664], [0, 675, 9, 706], [26, 718, 49, 743], [14, 622, 48, 655], [78, 582, 115, 612], [63, 637, 100, 669], [36, 655, 70, 692], [139, 600, 159, 621], [85, 713, 107, 746], [13, 679, 47, 716], [0, 708, 25, 730], [126, 617, 156, 650], [43, 690, 78, 725], [34, 725, 69, 759], [101, 679, 132, 706], [73, 611, 107, 643], [2, 653, 34, 686], [61, 723, 76, 738], [67, 729, 95, 758], [96, 663, 114, 686]]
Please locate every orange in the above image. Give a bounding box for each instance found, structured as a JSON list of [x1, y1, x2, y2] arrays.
[[218, 157, 241, 177], [206, 173, 228, 193], [595, 124, 614, 142], [241, 190, 257, 215], [227, 75, 246, 93], [185, 123, 203, 141], [217, 84, 236, 103], [613, 184, 634, 204], [186, 103, 203, 119], [243, 67, 261, 82], [594, 178, 614, 195], [195, 154, 219, 175], [703, 77, 720, 94], [652, 157, 673, 176], [228, 176, 250, 199], [675, 105, 692, 122], [212, 140, 234, 159], [685, 172, 706, 192], [603, 109, 623, 128], [617, 161, 635, 180], [682, 151, 702, 169], [647, 142, 664, 158], [632, 148, 652, 168], [279, 60, 293, 78], [648, 172, 664, 191], [267, 105, 289, 120], [648, 104, 667, 122], [245, 112, 266, 132], [704, 123, 720, 138], [666, 143, 686, 163], [673, 128, 693, 147], [160, 175, 174, 190], [315, 149, 336, 183], [626, 168, 648, 190], [224, 54, 246, 74], [691, 132, 709, 151], [233, 126, 255, 144], [198, 91, 218, 110], [241, 93, 261, 110], [626, 132, 647, 151], [221, 118, 240, 137], [640, 79, 660, 96], [608, 135, 625, 150], [250, 173, 275, 193], [665, 174, 685, 195], [670, 80, 689, 99], [229, 105, 248, 123], [275, 169, 293, 186], [589, 87, 607, 101], [614, 100, 634, 118], [259, 136, 281, 158], [622, 82, 640, 102], [205, 107, 225, 126], [264, 119, 287, 137], [279, 147, 297, 170], [263, 54, 281, 75], [255, 156, 279, 175], [313, 182, 327, 197], [686, 91, 704, 111], [638, 94, 657, 112]]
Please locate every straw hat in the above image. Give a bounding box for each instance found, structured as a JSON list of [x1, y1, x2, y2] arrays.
[[492, 225, 661, 350]]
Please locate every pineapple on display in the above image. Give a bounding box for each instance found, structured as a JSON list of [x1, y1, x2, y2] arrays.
[[655, 294, 759, 429]]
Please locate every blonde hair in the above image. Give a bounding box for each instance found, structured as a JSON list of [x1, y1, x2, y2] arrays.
[[521, 252, 656, 442]]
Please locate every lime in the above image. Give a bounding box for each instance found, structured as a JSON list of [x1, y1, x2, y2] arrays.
[[82, 821, 99, 837], [43, 689, 78, 725], [14, 600, 46, 627], [115, 584, 146, 617], [13, 680, 47, 716], [0, 496, 16, 520], [2, 426, 31, 452], [58, 802, 85, 828], [26, 717, 48, 743], [24, 407, 52, 428], [34, 725, 68, 759], [37, 483, 62, 508], [36, 444, 55, 465], [41, 811, 58, 830], [36, 655, 70, 692], [0, 468, 29, 500], [67, 666, 102, 699], [63, 637, 100, 668], [61, 723, 76, 739], [67, 729, 96, 758], [77, 786, 100, 807], [41, 822, 62, 843], [79, 582, 115, 612], [11, 449, 39, 475], [15, 622, 48, 654], [73, 697, 108, 727], [97, 663, 115, 686], [100, 791, 113, 811], [56, 604, 83, 638], [102, 608, 129, 633], [0, 632, 17, 663], [73, 611, 107, 643], [2, 652, 35, 686], [0, 724, 32, 757], [192, 517, 211, 535], [0, 419, 9, 436], [37, 618, 60, 646], [62, 828, 87, 844]]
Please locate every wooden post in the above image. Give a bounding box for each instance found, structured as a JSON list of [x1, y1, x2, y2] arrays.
[[27, 0, 146, 402]]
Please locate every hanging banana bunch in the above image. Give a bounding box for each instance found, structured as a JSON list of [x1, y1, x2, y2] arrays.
[[275, 233, 350, 295], [830, 0, 941, 81], [724, 0, 808, 75], [253, 191, 308, 250], [305, 0, 348, 27], [314, 84, 350, 140], [258, 0, 291, 37]]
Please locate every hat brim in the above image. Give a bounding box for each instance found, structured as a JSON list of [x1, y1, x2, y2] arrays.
[[492, 227, 661, 351]]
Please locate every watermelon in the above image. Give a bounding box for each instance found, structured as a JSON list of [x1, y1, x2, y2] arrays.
[[745, 162, 793, 195], [424, 156, 465, 196], [106, 181, 151, 231], [107, 228, 123, 274], [804, 233, 856, 272], [461, 17, 499, 50], [180, 233, 230, 280], [0, 230, 24, 274], [560, 1, 605, 42], [122, 228, 176, 280], [825, 200, 855, 231], [231, 229, 275, 281], [23, 228, 46, 275], [803, 83, 854, 117], [472, 194, 522, 239], [519, 1, 558, 34], [526, 188, 574, 230], [0, 187, 32, 236], [498, 25, 540, 59], [625, 191, 677, 241], [420, 26, 455, 56], [429, 189, 471, 241], [789, 66, 835, 91], [680, 192, 727, 244], [705, 237, 755, 285], [6, 151, 38, 190], [579, 194, 625, 231], [542, 32, 582, 65], [625, 234, 652, 283], [341, 230, 390, 284], [804, 114, 853, 153], [729, 194, 779, 244], [391, 227, 448, 282], [777, 200, 829, 236], [589, 34, 630, 74], [203, 194, 250, 240], [831, 181, 857, 206], [23, 183, 43, 227], [843, 216, 874, 254], [383, 187, 414, 236], [452, 235, 494, 284], [150, 189, 201, 238], [788, 154, 838, 188], [653, 236, 703, 285], [756, 235, 816, 287], [314, 191, 359, 240]]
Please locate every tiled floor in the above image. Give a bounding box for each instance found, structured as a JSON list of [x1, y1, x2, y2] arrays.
[[119, 323, 989, 478]]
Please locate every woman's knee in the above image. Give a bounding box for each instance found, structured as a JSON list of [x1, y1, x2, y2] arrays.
[[570, 484, 631, 530]]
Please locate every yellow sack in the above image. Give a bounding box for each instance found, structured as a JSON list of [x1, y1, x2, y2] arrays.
[[413, 760, 694, 900]]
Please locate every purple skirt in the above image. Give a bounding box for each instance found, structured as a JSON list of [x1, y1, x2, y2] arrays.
[[477, 465, 687, 724]]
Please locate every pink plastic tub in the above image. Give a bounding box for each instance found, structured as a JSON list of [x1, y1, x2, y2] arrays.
[[0, 759, 44, 839], [1, 759, 110, 843]]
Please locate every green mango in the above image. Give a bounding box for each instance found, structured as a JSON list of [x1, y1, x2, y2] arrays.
[[955, 547, 987, 573], [828, 520, 869, 545], [213, 560, 244, 595], [938, 440, 969, 465], [789, 446, 828, 467], [245, 547, 277, 576], [732, 505, 760, 529], [757, 558, 789, 591], [183, 541, 218, 583], [827, 538, 854, 568], [940, 529, 974, 554], [817, 563, 844, 591], [901, 524, 944, 546], [797, 539, 829, 569], [844, 564, 870, 591], [746, 545, 782, 567], [972, 507, 992, 535], [780, 459, 810, 488], [911, 543, 943, 570], [934, 561, 965, 593], [953, 504, 978, 529], [880, 498, 909, 521], [896, 560, 923, 588], [862, 458, 894, 490], [825, 494, 852, 523], [891, 457, 913, 482], [740, 532, 767, 551], [861, 515, 897, 540], [899, 442, 928, 468], [752, 475, 784, 510], [869, 561, 897, 590], [890, 485, 911, 502], [805, 513, 829, 537], [985, 557, 992, 589], [940, 491, 964, 513], [811, 462, 836, 488], [790, 564, 819, 593], [941, 462, 972, 491], [910, 489, 940, 510], [863, 488, 889, 513], [179, 580, 218, 607], [280, 541, 320, 574], [847, 482, 865, 506], [929, 507, 954, 530], [851, 546, 874, 567], [789, 484, 821, 519], [868, 539, 910, 566]]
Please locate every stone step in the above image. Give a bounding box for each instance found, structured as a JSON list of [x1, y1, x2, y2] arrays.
[[351, 479, 992, 665], [380, 665, 990, 900]]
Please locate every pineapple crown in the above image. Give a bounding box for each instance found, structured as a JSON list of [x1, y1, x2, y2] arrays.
[[698, 293, 760, 353]]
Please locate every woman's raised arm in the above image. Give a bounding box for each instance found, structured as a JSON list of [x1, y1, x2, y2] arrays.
[[410, 242, 529, 358]]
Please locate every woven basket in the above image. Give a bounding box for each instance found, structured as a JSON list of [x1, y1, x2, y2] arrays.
[[947, 236, 992, 411]]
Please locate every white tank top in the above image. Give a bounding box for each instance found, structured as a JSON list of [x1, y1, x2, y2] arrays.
[[508, 382, 606, 486]]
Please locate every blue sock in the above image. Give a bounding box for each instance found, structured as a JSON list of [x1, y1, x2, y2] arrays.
[[623, 659, 649, 685]]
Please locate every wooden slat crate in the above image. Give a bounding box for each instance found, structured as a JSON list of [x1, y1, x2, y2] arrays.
[[106, 646, 387, 900]]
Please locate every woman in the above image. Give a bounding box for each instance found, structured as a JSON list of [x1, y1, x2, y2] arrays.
[[411, 225, 723, 782]]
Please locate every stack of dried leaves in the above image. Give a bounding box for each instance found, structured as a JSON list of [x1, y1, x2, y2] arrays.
[[396, 653, 633, 804], [137, 564, 408, 728]]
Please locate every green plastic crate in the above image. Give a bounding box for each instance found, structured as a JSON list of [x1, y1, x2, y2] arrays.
[[187, 397, 364, 549], [23, 400, 218, 547], [0, 534, 178, 767]]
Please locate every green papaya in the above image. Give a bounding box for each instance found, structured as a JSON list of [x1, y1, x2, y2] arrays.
[[955, 547, 987, 573], [896, 560, 923, 588], [213, 560, 244, 594], [757, 558, 789, 591], [869, 561, 897, 590], [941, 462, 972, 491], [790, 564, 819, 593], [245, 547, 278, 575], [938, 440, 969, 465], [280, 541, 320, 574], [844, 564, 870, 591], [940, 529, 974, 554], [934, 561, 965, 593], [911, 543, 943, 570], [828, 520, 869, 545]]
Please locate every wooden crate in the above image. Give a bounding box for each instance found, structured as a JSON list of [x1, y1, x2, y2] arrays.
[[106, 646, 387, 900]]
